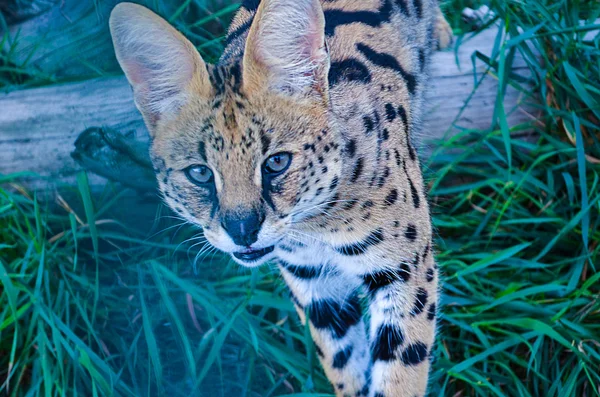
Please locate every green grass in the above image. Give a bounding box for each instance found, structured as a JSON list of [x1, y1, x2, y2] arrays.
[[1, 0, 600, 396]]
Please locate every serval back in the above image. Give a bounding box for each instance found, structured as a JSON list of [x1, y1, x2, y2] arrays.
[[109, 0, 452, 395]]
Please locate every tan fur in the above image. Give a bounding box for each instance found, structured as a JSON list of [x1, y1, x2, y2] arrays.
[[110, 1, 453, 396]]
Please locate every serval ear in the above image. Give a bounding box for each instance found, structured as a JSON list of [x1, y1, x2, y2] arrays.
[[109, 2, 211, 135], [242, 0, 329, 102]]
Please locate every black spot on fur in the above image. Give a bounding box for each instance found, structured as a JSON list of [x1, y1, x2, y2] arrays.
[[394, 149, 402, 167], [332, 345, 354, 369], [385, 103, 396, 121], [411, 288, 428, 316], [330, 176, 339, 191], [363, 265, 410, 294], [350, 158, 364, 183], [329, 59, 372, 85], [398, 262, 411, 281], [426, 268, 435, 282], [423, 244, 430, 261], [336, 383, 344, 390], [405, 224, 417, 241], [418, 48, 426, 71], [385, 189, 398, 206], [395, 0, 410, 15], [303, 143, 316, 152], [324, 0, 393, 36], [427, 303, 436, 320], [345, 139, 357, 157], [382, 128, 389, 141], [401, 342, 428, 365], [282, 262, 322, 279], [360, 383, 370, 396], [363, 116, 375, 134], [372, 324, 404, 361], [356, 43, 416, 95], [308, 295, 362, 339], [408, 177, 420, 208], [413, 0, 422, 18], [408, 140, 417, 161], [343, 199, 358, 210], [397, 105, 409, 133], [413, 252, 420, 268], [377, 167, 390, 188], [337, 229, 384, 256], [325, 193, 340, 211]]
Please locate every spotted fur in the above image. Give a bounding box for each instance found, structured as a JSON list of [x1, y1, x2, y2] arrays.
[[110, 1, 452, 396]]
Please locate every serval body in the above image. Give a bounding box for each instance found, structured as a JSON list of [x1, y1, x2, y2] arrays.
[[110, 0, 452, 395]]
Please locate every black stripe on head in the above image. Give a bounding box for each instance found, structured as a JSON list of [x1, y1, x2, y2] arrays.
[[198, 141, 207, 162], [329, 59, 372, 86], [400, 342, 428, 365], [261, 180, 277, 211], [229, 62, 242, 93], [356, 43, 416, 95], [260, 131, 271, 155], [224, 18, 253, 46], [337, 228, 384, 256], [332, 345, 354, 369], [208, 66, 224, 95], [324, 0, 393, 37], [242, 0, 261, 12], [371, 324, 404, 361], [308, 294, 362, 339]]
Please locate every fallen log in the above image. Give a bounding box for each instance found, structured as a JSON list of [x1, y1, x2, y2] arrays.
[[0, 26, 535, 191]]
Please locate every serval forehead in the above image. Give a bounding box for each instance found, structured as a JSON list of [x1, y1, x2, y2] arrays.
[[202, 62, 258, 143], [207, 62, 244, 98]]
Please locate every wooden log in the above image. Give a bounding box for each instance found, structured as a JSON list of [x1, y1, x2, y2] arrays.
[[0, 27, 535, 191]]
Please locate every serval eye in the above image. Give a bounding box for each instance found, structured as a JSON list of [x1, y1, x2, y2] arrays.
[[263, 152, 292, 175], [185, 165, 214, 185]]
